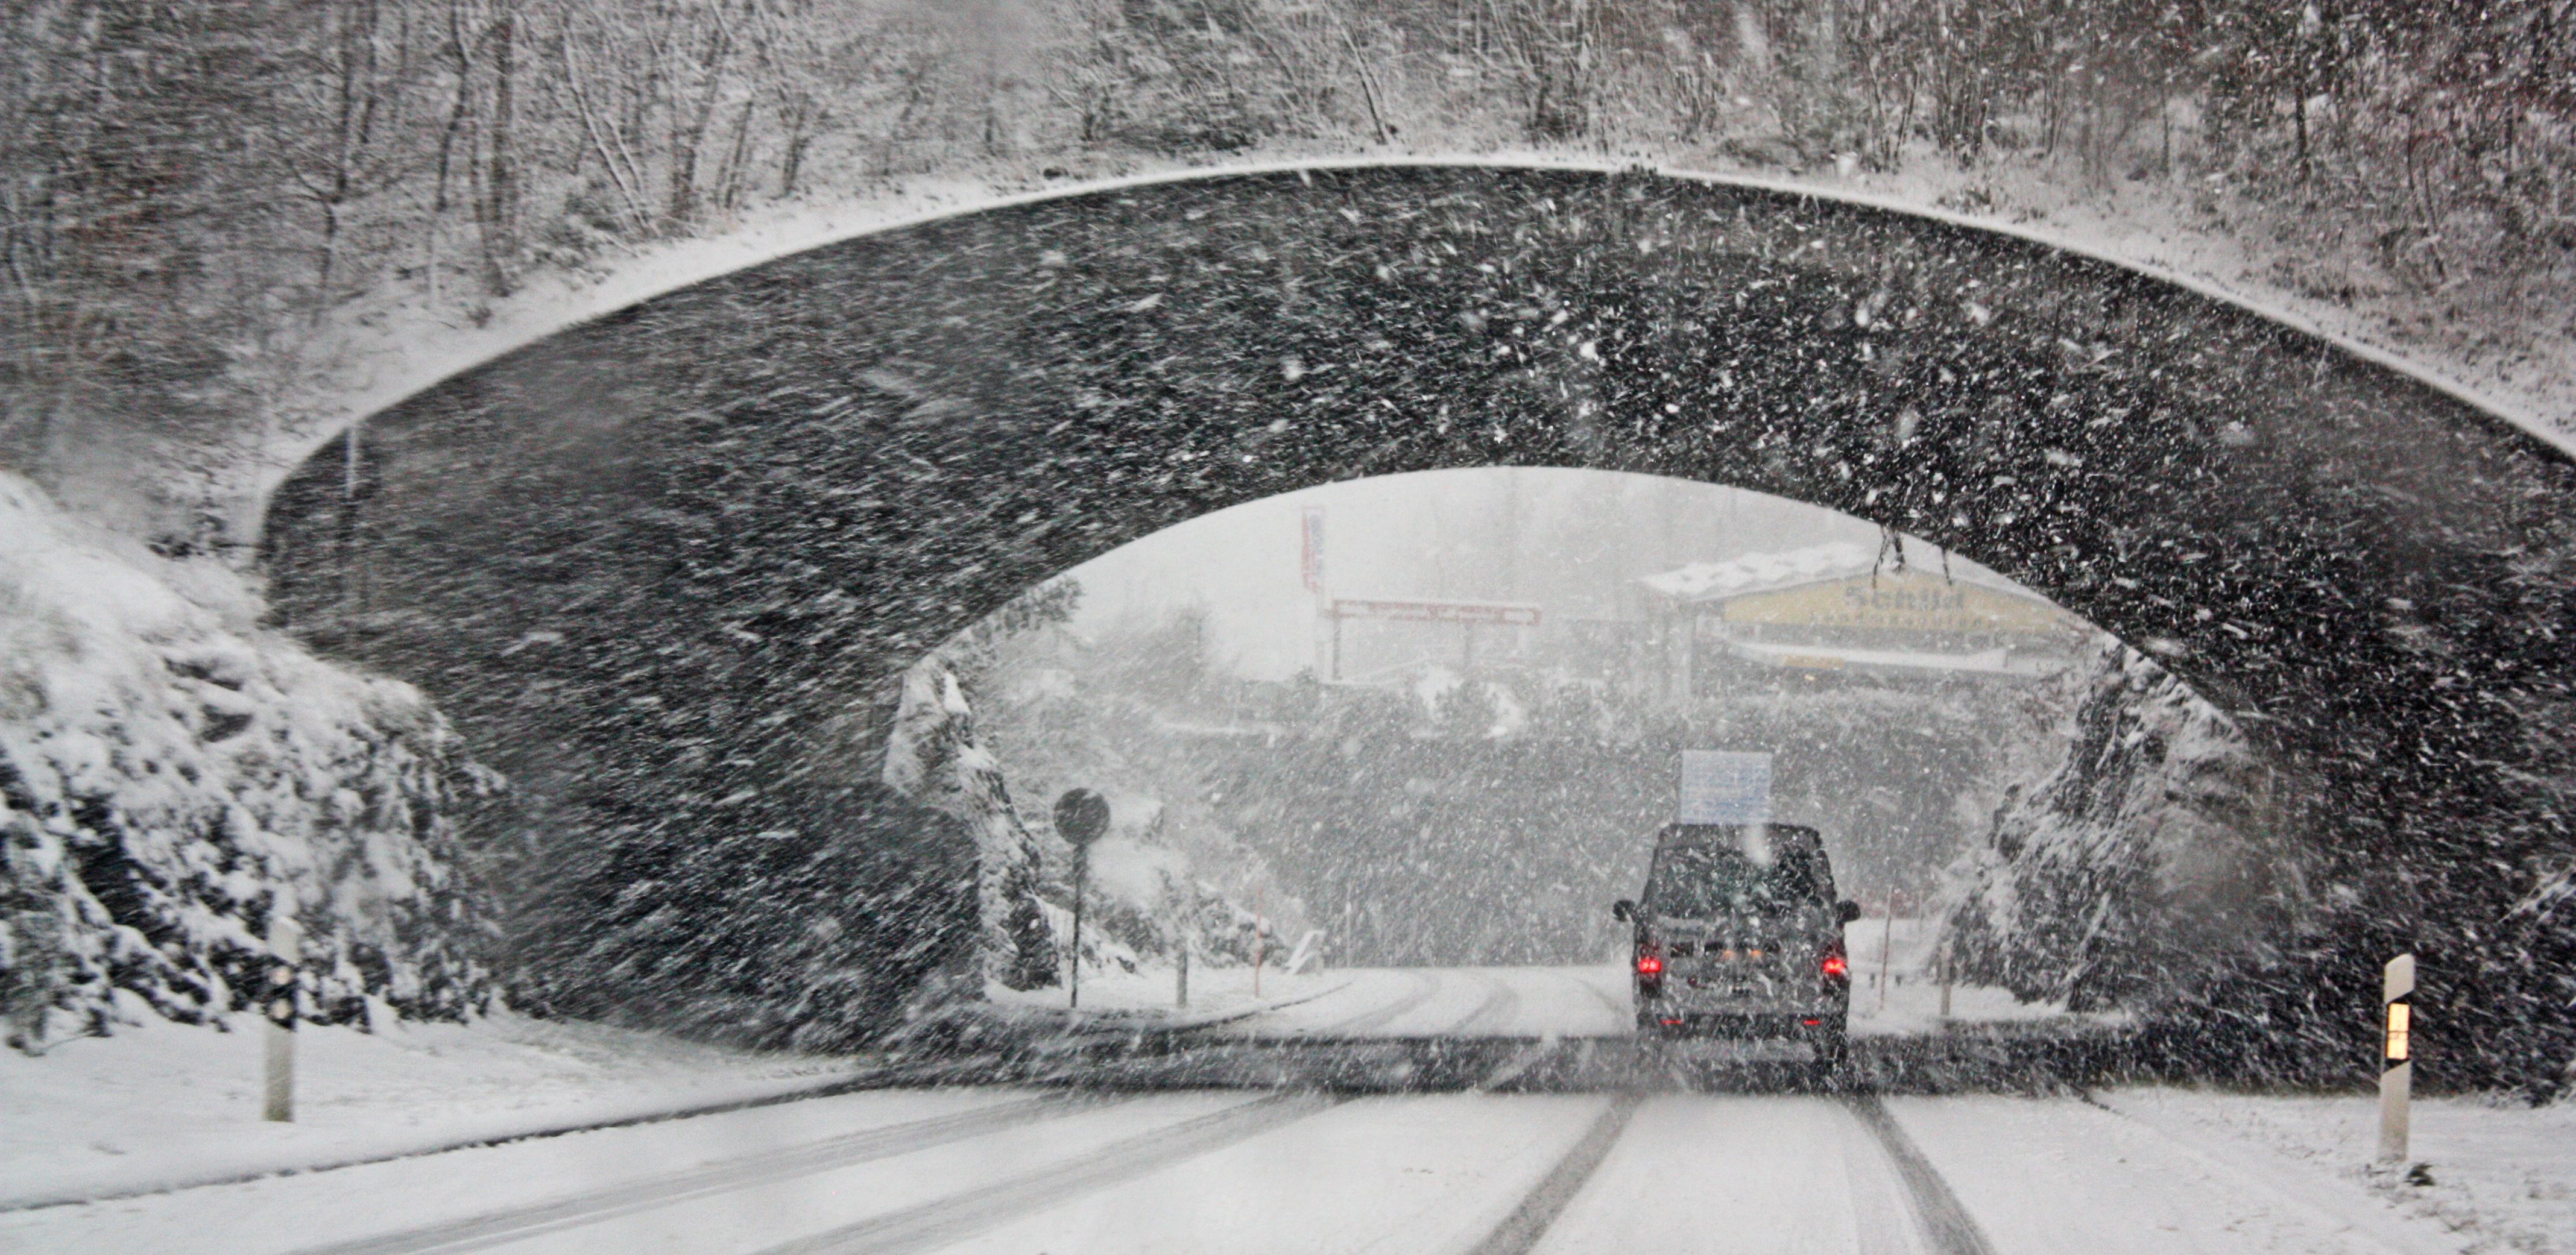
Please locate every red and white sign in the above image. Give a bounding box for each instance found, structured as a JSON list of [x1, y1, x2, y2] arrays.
[[1330, 598, 1542, 626]]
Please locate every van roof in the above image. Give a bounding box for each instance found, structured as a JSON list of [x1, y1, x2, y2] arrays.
[[1656, 822, 1822, 847]]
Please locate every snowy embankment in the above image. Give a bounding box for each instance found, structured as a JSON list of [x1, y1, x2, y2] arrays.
[[2096, 1088, 2576, 1255], [0, 1010, 867, 1210], [0, 473, 492, 1047]]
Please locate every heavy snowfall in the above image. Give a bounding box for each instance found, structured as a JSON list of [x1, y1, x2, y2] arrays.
[[4, 3, 2572, 1253]]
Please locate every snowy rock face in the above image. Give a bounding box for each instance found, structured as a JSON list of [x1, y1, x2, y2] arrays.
[[1942, 641, 2304, 1013], [258, 165, 2576, 1081], [0, 476, 491, 1051], [883, 655, 1055, 992]]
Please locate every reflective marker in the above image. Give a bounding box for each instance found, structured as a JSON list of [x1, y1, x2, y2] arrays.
[[2379, 953, 2414, 1165]]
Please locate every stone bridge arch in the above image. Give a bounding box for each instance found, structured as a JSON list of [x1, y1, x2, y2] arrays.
[[260, 162, 2575, 1080]]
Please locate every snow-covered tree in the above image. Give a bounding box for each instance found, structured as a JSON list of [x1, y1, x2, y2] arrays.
[[0, 474, 496, 1051]]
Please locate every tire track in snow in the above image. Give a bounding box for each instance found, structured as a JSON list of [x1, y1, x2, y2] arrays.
[[1450, 971, 1524, 1037], [1556, 966, 1635, 1035], [1460, 1092, 1644, 1255], [1308, 970, 1444, 1037], [289, 1092, 1123, 1255], [1843, 1092, 1999, 1255], [751, 1090, 1343, 1255]]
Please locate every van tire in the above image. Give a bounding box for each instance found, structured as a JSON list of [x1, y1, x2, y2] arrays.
[[1809, 1017, 1850, 1081]]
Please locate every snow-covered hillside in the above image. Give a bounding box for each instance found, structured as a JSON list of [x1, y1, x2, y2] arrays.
[[0, 474, 494, 1051]]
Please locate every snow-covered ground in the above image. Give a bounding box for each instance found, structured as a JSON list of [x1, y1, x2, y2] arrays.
[[7, 961, 2560, 1253], [0, 1011, 865, 1209], [10, 1072, 2555, 1254], [2103, 1087, 2576, 1255]]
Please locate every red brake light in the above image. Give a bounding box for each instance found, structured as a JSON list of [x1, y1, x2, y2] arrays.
[[1820, 953, 1848, 978], [1636, 954, 1664, 976]]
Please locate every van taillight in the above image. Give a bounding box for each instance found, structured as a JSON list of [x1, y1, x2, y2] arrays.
[[1637, 954, 1664, 976], [1820, 953, 1848, 978]]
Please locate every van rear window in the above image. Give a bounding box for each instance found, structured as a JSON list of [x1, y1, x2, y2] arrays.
[[1645, 841, 1823, 917]]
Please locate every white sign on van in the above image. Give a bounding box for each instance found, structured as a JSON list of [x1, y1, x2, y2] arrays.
[[1679, 750, 1773, 825]]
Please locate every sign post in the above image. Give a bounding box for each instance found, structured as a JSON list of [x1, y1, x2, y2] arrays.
[[263, 913, 301, 1123], [1053, 790, 1110, 1010], [1172, 876, 1193, 1009], [1302, 508, 1330, 679], [2379, 953, 2414, 1164], [1678, 750, 1773, 825]]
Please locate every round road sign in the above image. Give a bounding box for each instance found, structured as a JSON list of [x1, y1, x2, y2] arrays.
[[1053, 788, 1110, 847]]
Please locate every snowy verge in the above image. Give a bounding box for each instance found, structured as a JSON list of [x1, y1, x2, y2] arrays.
[[2098, 1087, 2576, 1255], [0, 1010, 866, 1210]]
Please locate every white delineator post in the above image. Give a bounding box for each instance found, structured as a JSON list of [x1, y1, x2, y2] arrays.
[[2379, 953, 2414, 1163], [1877, 894, 1897, 1014], [264, 914, 301, 1123]]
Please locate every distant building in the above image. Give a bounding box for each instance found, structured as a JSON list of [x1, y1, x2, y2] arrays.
[[1637, 542, 2095, 697]]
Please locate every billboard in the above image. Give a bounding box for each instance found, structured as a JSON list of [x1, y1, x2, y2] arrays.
[[1330, 598, 1541, 626], [1679, 750, 1773, 824], [1713, 567, 2074, 637]]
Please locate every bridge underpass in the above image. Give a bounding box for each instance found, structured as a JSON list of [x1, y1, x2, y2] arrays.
[[256, 161, 2576, 1093], [12, 156, 2546, 1255]]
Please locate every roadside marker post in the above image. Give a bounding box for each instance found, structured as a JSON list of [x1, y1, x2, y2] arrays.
[[2379, 953, 2414, 1164], [1877, 892, 1898, 1014], [263, 913, 301, 1123]]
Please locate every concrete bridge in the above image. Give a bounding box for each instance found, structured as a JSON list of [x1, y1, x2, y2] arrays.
[[259, 162, 2576, 1082]]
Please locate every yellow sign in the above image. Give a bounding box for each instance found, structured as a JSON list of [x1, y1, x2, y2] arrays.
[[1713, 568, 2076, 638]]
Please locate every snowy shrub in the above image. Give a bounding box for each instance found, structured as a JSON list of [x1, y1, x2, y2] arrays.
[[0, 476, 496, 1052], [1940, 640, 2310, 1011]]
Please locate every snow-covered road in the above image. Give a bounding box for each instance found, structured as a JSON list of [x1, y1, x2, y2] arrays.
[[1201, 965, 1632, 1040], [5, 967, 2489, 1255], [6, 1082, 2475, 1255]]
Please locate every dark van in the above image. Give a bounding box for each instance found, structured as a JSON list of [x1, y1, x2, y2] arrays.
[[1614, 823, 1861, 1066]]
